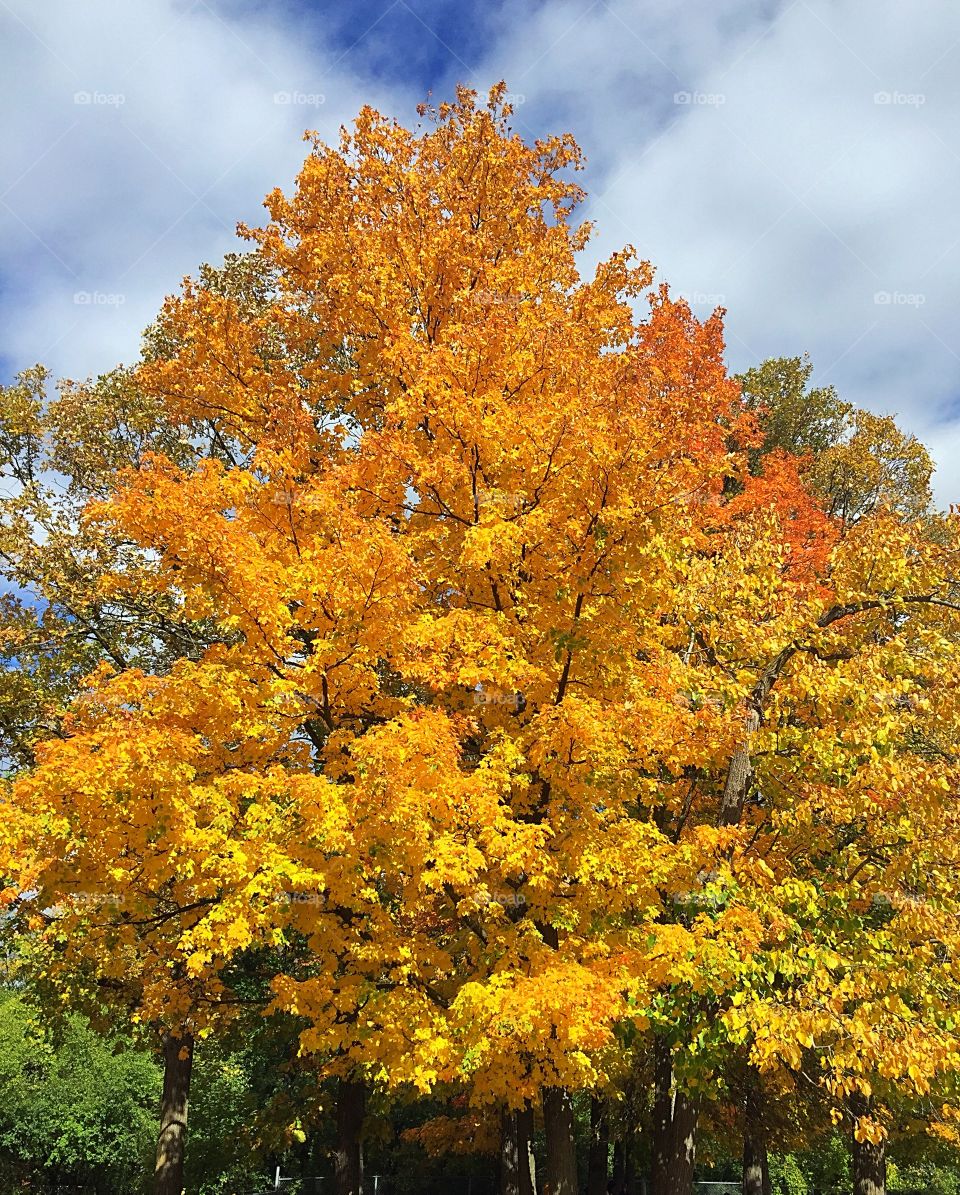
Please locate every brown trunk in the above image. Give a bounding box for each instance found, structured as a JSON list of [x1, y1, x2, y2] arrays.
[[154, 1028, 194, 1195], [719, 706, 760, 825], [718, 645, 796, 828], [335, 1077, 366, 1195], [587, 1096, 609, 1195], [851, 1093, 886, 1195], [501, 1107, 521, 1195], [650, 1037, 700, 1195], [743, 1126, 770, 1195], [612, 1138, 626, 1194], [543, 1086, 578, 1195], [625, 1146, 637, 1195], [518, 1102, 536, 1195], [743, 1080, 771, 1195]]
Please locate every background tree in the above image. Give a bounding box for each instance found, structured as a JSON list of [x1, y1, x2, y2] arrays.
[[0, 988, 160, 1194], [0, 253, 296, 1195]]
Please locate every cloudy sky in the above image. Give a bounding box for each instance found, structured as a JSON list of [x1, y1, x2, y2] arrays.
[[2, 0, 958, 502]]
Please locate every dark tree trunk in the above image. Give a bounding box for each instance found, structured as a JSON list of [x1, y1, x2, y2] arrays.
[[501, 1107, 521, 1195], [612, 1138, 626, 1194], [650, 1037, 700, 1195], [743, 1125, 770, 1195], [625, 1145, 637, 1195], [587, 1096, 609, 1195], [154, 1028, 194, 1195], [743, 1081, 771, 1195], [335, 1077, 366, 1195], [851, 1093, 885, 1195], [543, 1086, 578, 1195], [518, 1102, 536, 1195]]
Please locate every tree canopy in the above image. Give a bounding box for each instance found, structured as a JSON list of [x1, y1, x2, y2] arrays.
[[2, 83, 959, 1195]]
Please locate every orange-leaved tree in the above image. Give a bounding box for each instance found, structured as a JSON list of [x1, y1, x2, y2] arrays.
[[104, 81, 773, 1193], [6, 86, 960, 1195], [0, 257, 322, 1195]]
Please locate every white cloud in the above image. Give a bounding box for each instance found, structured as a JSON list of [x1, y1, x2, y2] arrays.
[[2, 0, 958, 506], [0, 0, 412, 379], [476, 0, 960, 506]]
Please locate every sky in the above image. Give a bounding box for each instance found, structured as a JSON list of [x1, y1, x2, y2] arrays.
[[2, 0, 959, 503]]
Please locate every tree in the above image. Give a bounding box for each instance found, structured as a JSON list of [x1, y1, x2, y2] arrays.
[[5, 86, 960, 1195], [0, 255, 294, 1195], [738, 355, 850, 461], [738, 353, 933, 524], [0, 988, 160, 1193], [95, 81, 764, 1172], [726, 360, 946, 1195]]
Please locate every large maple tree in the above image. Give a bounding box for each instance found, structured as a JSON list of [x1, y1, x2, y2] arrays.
[[5, 86, 960, 1195]]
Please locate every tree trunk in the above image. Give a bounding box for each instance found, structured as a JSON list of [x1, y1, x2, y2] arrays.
[[154, 1028, 194, 1195], [587, 1096, 609, 1195], [650, 1037, 700, 1195], [612, 1138, 626, 1194], [743, 1124, 770, 1195], [335, 1077, 366, 1195], [719, 706, 760, 825], [625, 1144, 637, 1195], [851, 1093, 885, 1195], [543, 1086, 578, 1195], [501, 1107, 521, 1195], [743, 1081, 771, 1195], [518, 1102, 536, 1195]]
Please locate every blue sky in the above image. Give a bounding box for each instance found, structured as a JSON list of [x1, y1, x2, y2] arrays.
[[318, 0, 499, 91], [2, 0, 959, 500]]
